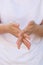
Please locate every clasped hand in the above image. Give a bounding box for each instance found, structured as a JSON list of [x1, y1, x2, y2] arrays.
[[7, 20, 41, 49]]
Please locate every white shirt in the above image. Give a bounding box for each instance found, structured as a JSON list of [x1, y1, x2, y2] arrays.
[[0, 0, 43, 65]]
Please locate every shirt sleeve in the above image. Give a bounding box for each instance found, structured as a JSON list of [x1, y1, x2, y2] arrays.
[[34, 0, 43, 24], [40, 0, 43, 20]]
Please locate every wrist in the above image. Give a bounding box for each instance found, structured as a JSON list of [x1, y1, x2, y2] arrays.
[[3, 24, 9, 33], [33, 25, 40, 34], [0, 24, 9, 34]]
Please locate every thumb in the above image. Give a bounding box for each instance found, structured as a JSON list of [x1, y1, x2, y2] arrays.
[[11, 23, 20, 28]]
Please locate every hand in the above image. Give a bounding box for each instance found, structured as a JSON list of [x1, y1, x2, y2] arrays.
[[23, 20, 38, 35], [7, 23, 20, 37], [23, 20, 43, 37], [7, 23, 31, 49], [17, 32, 31, 49]]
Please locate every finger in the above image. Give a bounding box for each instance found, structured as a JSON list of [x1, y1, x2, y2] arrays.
[[24, 34, 30, 40], [23, 38, 31, 49], [11, 23, 20, 28], [29, 21, 35, 25], [16, 36, 22, 49], [16, 31, 24, 49], [13, 23, 20, 28]]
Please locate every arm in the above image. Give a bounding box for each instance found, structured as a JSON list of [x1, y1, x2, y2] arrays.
[[34, 25, 43, 37], [23, 20, 43, 37], [40, 20, 43, 25], [0, 23, 30, 49], [0, 24, 8, 34], [0, 23, 20, 37]]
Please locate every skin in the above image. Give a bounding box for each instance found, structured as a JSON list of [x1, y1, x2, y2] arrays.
[[0, 20, 43, 49], [40, 20, 43, 25], [0, 23, 31, 49], [17, 20, 43, 49]]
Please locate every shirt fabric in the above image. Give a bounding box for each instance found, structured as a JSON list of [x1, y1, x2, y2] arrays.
[[0, 0, 43, 65]]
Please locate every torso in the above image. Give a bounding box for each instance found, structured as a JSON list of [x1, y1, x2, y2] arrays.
[[0, 0, 43, 65]]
